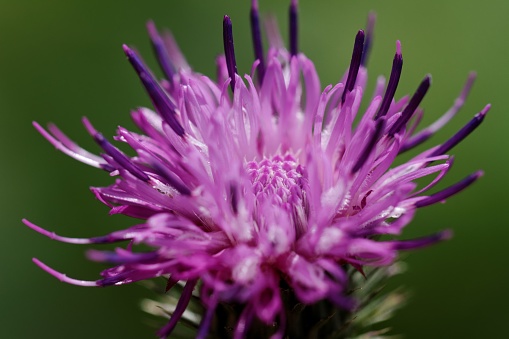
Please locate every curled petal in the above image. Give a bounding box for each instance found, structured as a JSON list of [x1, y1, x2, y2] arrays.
[[32, 258, 98, 287]]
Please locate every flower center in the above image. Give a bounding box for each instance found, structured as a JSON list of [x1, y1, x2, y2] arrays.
[[246, 154, 308, 211]]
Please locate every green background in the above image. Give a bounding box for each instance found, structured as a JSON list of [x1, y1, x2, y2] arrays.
[[1, 0, 506, 337]]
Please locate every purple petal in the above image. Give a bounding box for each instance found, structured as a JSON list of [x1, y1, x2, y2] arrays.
[[223, 15, 238, 92], [401, 72, 476, 152], [375, 41, 403, 119], [32, 258, 98, 287], [23, 219, 133, 244], [250, 0, 265, 83], [147, 20, 175, 82], [93, 132, 150, 182], [415, 171, 483, 208], [388, 74, 431, 136], [157, 279, 198, 338], [123, 45, 185, 136], [289, 0, 298, 57], [430, 104, 489, 157], [351, 118, 385, 173], [342, 30, 365, 104]]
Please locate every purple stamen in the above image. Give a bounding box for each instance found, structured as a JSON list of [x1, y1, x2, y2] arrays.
[[32, 121, 115, 172], [351, 118, 385, 173], [123, 45, 185, 136], [229, 182, 239, 214], [360, 12, 376, 67], [157, 279, 198, 338], [375, 41, 403, 119], [32, 258, 98, 287], [151, 161, 191, 196], [430, 104, 490, 157], [22, 219, 131, 244], [147, 20, 175, 83], [289, 0, 298, 57], [342, 30, 365, 104], [250, 0, 266, 83], [223, 15, 238, 92], [415, 170, 483, 208], [392, 230, 453, 250], [388, 75, 431, 136], [94, 132, 150, 182], [401, 72, 476, 152]]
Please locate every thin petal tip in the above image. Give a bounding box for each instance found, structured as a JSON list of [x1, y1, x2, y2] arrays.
[[474, 170, 484, 178], [32, 258, 98, 287], [480, 104, 491, 115], [22, 218, 42, 231], [396, 40, 402, 56], [146, 19, 156, 32], [439, 229, 454, 241], [81, 117, 98, 137], [424, 74, 432, 84], [122, 44, 133, 56]]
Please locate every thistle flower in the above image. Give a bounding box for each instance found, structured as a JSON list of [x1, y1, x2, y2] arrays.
[[26, 0, 488, 338]]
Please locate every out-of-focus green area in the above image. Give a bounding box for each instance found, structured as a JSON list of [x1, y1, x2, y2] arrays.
[[1, 0, 507, 337]]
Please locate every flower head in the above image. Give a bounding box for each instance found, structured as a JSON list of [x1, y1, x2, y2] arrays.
[[26, 1, 487, 337]]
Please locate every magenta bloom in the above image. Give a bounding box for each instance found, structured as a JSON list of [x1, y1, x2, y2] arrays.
[[26, 1, 487, 337]]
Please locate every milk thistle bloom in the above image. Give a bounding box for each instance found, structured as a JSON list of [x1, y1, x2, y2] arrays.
[[26, 0, 488, 337]]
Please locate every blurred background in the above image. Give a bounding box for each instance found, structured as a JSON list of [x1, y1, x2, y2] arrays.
[[1, 0, 507, 337]]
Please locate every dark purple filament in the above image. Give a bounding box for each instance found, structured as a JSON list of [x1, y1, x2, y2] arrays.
[[399, 130, 432, 153], [430, 105, 489, 157], [229, 182, 239, 214], [342, 30, 365, 104], [388, 75, 431, 136], [151, 161, 191, 196], [392, 230, 452, 250], [351, 118, 385, 173], [415, 171, 482, 208], [400, 72, 477, 153], [250, 0, 265, 83], [94, 132, 150, 182], [289, 0, 298, 57], [157, 280, 199, 338], [146, 20, 175, 83], [223, 15, 238, 92], [375, 41, 403, 119], [123, 45, 185, 136]]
